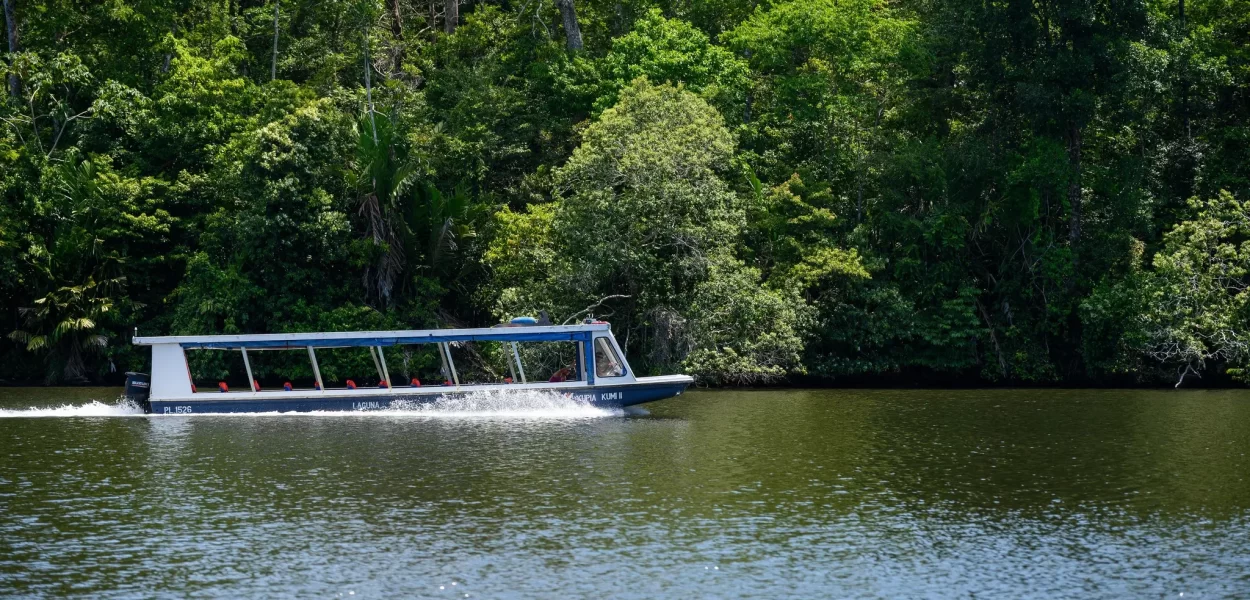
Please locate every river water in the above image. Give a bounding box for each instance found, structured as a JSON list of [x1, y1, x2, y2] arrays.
[[1, 387, 1248, 598]]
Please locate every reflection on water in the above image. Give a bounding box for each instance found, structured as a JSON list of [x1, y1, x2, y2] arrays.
[[1, 387, 1248, 597]]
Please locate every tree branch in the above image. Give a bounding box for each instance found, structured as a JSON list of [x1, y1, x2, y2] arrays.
[[563, 294, 631, 324]]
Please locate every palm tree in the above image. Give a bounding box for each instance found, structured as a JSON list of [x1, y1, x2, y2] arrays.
[[409, 182, 478, 280], [352, 110, 483, 304], [8, 155, 136, 382], [352, 110, 417, 305], [8, 275, 126, 383]]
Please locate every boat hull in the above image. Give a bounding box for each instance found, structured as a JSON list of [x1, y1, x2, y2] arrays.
[[144, 379, 690, 414]]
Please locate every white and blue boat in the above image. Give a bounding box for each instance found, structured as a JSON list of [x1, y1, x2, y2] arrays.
[[125, 319, 692, 414]]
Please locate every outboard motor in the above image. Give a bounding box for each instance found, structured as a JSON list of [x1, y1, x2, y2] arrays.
[[123, 372, 152, 413]]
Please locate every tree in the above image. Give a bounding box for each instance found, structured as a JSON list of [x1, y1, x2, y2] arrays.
[[554, 0, 583, 52], [724, 0, 915, 197], [9, 276, 127, 382], [3, 0, 17, 97], [408, 182, 479, 285], [488, 79, 812, 380], [270, 0, 280, 81], [385, 0, 403, 72], [3, 152, 164, 382], [353, 110, 414, 306], [445, 0, 458, 34], [682, 254, 812, 384], [1139, 191, 1249, 385], [1, 0, 1249, 388], [595, 10, 749, 117]]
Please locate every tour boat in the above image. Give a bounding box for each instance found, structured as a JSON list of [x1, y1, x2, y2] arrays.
[[125, 319, 693, 414]]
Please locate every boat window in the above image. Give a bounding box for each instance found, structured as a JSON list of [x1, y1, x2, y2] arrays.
[[187, 347, 337, 392], [237, 348, 321, 391], [513, 341, 585, 383], [390, 344, 450, 386], [186, 348, 251, 393], [314, 346, 389, 388], [594, 338, 626, 377]]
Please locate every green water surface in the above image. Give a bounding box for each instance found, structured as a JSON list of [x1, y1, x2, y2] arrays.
[[1, 387, 1248, 598]]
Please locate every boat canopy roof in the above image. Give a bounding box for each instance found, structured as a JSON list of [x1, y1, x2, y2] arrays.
[[133, 323, 611, 349]]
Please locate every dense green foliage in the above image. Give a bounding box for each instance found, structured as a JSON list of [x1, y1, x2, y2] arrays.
[[2, 0, 1247, 385]]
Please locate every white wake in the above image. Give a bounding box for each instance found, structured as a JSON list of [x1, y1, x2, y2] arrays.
[[0, 390, 621, 419], [380, 389, 622, 418], [0, 398, 147, 418]]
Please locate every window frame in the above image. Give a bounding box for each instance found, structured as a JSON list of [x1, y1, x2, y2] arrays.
[[593, 337, 627, 378]]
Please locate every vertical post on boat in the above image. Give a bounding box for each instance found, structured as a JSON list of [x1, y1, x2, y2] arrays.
[[506, 344, 518, 383], [510, 342, 526, 384], [581, 337, 595, 385], [307, 346, 325, 391], [444, 343, 460, 387], [369, 346, 385, 382], [574, 342, 584, 381], [438, 342, 451, 382], [241, 347, 256, 391], [377, 346, 392, 386]]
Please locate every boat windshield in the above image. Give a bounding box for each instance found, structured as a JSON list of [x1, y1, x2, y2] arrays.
[[594, 338, 625, 377]]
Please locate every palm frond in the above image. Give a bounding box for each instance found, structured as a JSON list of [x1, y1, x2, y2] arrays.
[[24, 335, 49, 352], [82, 335, 109, 349], [53, 320, 75, 337]]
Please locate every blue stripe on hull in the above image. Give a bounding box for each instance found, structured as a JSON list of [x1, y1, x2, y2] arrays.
[[146, 382, 688, 414]]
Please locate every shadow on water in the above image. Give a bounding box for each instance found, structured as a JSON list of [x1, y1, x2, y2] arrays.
[[1, 387, 1248, 597]]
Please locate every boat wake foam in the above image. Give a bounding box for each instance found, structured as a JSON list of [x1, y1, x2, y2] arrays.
[[379, 389, 623, 418], [0, 398, 147, 418], [0, 390, 622, 419]]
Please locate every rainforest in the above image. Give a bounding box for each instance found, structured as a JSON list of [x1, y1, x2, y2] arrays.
[[1, 0, 1247, 386]]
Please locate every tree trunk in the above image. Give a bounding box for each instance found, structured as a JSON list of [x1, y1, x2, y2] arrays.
[[444, 0, 457, 34], [364, 28, 377, 144], [229, 0, 245, 76], [742, 48, 752, 123], [975, 298, 1008, 380], [4, 0, 19, 98], [856, 173, 864, 224], [271, 0, 280, 81], [389, 0, 402, 38], [387, 0, 403, 72], [555, 0, 583, 52], [162, 24, 176, 73], [1179, 0, 1190, 140], [1065, 123, 1082, 249]]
